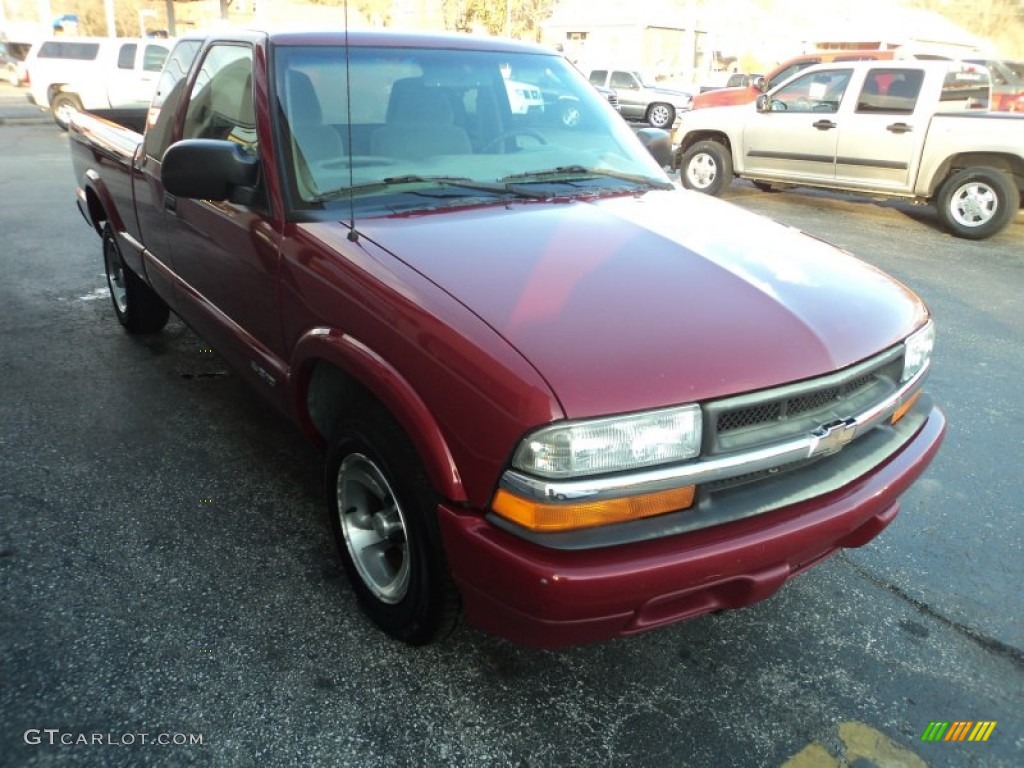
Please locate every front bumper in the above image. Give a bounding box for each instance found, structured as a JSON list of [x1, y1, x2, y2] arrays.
[[438, 404, 945, 648]]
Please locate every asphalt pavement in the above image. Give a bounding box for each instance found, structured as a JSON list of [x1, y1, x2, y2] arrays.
[[1, 80, 1022, 767]]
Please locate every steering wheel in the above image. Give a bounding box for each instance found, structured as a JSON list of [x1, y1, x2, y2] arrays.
[[480, 129, 548, 154]]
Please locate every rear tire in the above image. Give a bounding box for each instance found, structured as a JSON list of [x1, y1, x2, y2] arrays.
[[50, 92, 83, 131], [679, 140, 734, 196], [102, 224, 170, 334], [935, 167, 1019, 240], [325, 403, 459, 645], [646, 102, 676, 129]]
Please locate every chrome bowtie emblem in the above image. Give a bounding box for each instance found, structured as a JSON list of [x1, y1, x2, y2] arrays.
[[809, 419, 858, 457]]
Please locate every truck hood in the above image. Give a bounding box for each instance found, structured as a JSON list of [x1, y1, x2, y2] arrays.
[[314, 190, 927, 419]]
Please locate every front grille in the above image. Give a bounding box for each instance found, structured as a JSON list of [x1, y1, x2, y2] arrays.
[[706, 347, 905, 455]]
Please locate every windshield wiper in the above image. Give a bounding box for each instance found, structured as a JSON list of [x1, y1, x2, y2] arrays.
[[311, 175, 548, 203], [500, 166, 675, 190]]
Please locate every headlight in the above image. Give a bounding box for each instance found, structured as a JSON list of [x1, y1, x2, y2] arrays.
[[902, 320, 935, 382], [512, 405, 702, 479]]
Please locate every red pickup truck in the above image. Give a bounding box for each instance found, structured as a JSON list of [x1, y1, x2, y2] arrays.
[[70, 29, 945, 648]]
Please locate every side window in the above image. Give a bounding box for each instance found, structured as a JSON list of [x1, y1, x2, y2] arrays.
[[610, 71, 637, 89], [941, 68, 989, 109], [767, 59, 818, 90], [39, 41, 99, 60], [589, 70, 607, 86], [768, 69, 851, 113], [143, 39, 203, 161], [856, 69, 923, 114], [182, 45, 256, 153], [143, 44, 169, 73], [117, 44, 137, 70]]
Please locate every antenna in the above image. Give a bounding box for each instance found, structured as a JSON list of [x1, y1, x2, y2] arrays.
[[344, 0, 359, 242]]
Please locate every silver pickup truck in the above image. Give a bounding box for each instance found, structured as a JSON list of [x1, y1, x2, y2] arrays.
[[673, 61, 1024, 239]]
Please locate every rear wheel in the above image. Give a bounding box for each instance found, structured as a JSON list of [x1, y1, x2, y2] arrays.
[[646, 102, 676, 129], [325, 403, 459, 645], [935, 167, 1019, 240], [50, 92, 82, 130], [679, 140, 734, 196], [102, 224, 170, 333]]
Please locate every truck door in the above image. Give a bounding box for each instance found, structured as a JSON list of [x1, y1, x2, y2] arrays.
[[135, 39, 203, 306], [609, 71, 645, 121], [741, 68, 852, 182], [162, 43, 288, 381], [833, 67, 929, 191]]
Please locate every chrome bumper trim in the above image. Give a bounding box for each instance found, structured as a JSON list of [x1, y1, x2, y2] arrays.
[[500, 362, 929, 503]]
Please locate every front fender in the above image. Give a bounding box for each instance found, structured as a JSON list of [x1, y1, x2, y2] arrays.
[[290, 327, 466, 503]]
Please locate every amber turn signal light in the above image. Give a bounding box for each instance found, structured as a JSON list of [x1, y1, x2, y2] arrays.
[[491, 486, 695, 533], [891, 389, 921, 425]]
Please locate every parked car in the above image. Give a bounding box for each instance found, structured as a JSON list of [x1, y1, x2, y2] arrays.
[[588, 68, 692, 128], [69, 30, 944, 648], [691, 50, 897, 110], [964, 58, 1024, 112], [504, 60, 620, 128], [24, 36, 171, 128], [727, 72, 762, 88], [1, 39, 33, 86], [674, 61, 1022, 239], [503, 78, 546, 115]]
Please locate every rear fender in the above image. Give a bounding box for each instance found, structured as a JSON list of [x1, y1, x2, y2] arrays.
[[81, 168, 144, 275]]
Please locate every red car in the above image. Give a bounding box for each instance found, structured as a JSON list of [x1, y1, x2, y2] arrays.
[[692, 50, 896, 110], [69, 30, 944, 647]]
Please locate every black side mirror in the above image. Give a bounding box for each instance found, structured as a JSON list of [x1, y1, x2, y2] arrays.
[[635, 127, 673, 167], [755, 94, 771, 112], [162, 139, 260, 204]]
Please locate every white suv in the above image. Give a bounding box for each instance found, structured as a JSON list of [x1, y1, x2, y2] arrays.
[[25, 37, 171, 128]]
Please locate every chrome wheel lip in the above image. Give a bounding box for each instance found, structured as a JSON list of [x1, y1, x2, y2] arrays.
[[104, 237, 129, 315], [949, 181, 998, 228], [54, 98, 78, 126], [336, 453, 410, 604], [685, 153, 717, 189]]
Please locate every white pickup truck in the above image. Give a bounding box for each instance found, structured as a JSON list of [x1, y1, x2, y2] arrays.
[[673, 61, 1024, 239], [25, 37, 171, 129]]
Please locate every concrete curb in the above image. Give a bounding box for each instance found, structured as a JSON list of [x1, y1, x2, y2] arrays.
[[0, 115, 54, 126]]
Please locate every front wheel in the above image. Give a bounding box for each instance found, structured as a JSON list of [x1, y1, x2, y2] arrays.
[[679, 140, 734, 196], [102, 224, 170, 333], [935, 167, 1019, 240], [646, 102, 676, 130], [325, 403, 459, 645]]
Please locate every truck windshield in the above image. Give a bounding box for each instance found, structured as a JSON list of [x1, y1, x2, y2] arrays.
[[274, 44, 667, 213]]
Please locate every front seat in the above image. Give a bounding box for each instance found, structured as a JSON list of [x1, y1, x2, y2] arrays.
[[371, 78, 472, 159], [286, 71, 343, 166]]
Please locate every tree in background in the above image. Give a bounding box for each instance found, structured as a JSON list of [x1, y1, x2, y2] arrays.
[[441, 0, 555, 39], [907, 0, 1024, 58]]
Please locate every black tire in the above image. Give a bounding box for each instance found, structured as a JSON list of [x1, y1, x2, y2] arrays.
[[325, 403, 459, 645], [50, 92, 82, 131], [935, 167, 1019, 240], [102, 224, 170, 333], [645, 102, 676, 130], [679, 140, 734, 196]]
